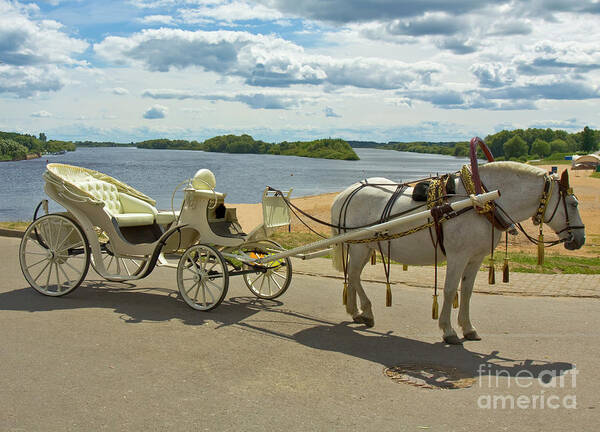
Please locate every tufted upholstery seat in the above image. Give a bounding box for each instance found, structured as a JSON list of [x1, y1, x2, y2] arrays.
[[45, 163, 184, 228], [75, 179, 158, 227]]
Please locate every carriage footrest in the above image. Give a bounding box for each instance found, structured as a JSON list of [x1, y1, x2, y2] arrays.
[[296, 248, 332, 260]]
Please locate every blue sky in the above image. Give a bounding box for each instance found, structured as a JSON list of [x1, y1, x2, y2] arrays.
[[1, 0, 599, 142]]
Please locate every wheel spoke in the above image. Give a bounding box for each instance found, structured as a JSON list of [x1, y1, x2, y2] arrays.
[[57, 237, 82, 253], [44, 263, 53, 292], [202, 281, 217, 304], [121, 258, 131, 276], [26, 257, 48, 270], [58, 263, 73, 287], [33, 261, 51, 282], [55, 263, 62, 292], [25, 251, 49, 256], [63, 260, 82, 274], [272, 270, 288, 280], [53, 221, 68, 251], [185, 281, 199, 295], [270, 274, 283, 292], [258, 272, 266, 295]]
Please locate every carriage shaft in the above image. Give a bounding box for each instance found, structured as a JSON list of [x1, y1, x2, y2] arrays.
[[254, 190, 500, 264]]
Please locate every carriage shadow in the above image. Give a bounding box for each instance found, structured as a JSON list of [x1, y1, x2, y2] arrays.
[[0, 285, 573, 385], [0, 281, 283, 326]]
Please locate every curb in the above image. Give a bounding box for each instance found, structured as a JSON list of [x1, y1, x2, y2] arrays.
[[0, 228, 25, 239]]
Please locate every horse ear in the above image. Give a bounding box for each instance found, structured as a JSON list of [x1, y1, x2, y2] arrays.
[[560, 169, 569, 189]]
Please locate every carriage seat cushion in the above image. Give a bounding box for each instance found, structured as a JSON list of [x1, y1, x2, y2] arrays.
[[156, 210, 180, 225]]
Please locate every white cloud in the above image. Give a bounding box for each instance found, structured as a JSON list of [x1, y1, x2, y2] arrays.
[[111, 87, 130, 95], [0, 0, 88, 96], [142, 88, 319, 109], [31, 110, 52, 118], [143, 104, 168, 119], [0, 64, 65, 97], [179, 1, 283, 23], [137, 14, 176, 25], [94, 29, 441, 90], [0, 0, 88, 66], [324, 107, 341, 118]]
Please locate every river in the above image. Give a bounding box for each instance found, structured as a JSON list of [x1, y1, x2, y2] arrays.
[[0, 147, 470, 221]]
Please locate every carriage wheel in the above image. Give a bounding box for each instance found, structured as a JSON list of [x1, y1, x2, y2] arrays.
[[177, 244, 229, 311], [90, 231, 147, 281], [19, 214, 90, 297], [242, 240, 292, 300]]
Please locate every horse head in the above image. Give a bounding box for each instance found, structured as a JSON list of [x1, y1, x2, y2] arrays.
[[543, 169, 585, 250]]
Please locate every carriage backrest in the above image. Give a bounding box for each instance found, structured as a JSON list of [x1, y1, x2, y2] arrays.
[[76, 179, 123, 215]]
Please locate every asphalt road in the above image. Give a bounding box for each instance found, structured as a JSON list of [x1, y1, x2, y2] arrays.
[[1, 236, 598, 431]]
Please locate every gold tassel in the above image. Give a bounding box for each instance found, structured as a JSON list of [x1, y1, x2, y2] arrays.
[[537, 233, 545, 266], [502, 257, 510, 283], [432, 294, 439, 319], [386, 283, 392, 307], [453, 292, 459, 308], [343, 282, 348, 305], [371, 250, 377, 265], [488, 258, 495, 285], [402, 264, 408, 271]]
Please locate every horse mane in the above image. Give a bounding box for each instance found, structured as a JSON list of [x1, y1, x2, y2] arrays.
[[479, 161, 546, 177]]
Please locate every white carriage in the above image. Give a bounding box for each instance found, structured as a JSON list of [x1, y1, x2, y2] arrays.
[[19, 163, 500, 312]]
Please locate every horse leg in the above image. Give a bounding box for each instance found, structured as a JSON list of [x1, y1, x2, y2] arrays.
[[458, 254, 486, 341], [347, 244, 374, 327], [439, 257, 468, 345]]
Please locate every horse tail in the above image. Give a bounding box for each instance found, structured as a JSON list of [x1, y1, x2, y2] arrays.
[[331, 240, 345, 273]]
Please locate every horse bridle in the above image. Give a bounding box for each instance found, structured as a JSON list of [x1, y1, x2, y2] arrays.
[[531, 171, 584, 246]]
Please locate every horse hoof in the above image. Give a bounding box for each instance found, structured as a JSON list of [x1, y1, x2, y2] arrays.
[[443, 335, 463, 345], [463, 330, 482, 341], [353, 316, 374, 327]]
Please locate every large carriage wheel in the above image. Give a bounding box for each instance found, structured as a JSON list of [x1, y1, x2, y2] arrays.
[[242, 240, 292, 300], [90, 230, 147, 281], [177, 244, 229, 311], [19, 214, 90, 296]]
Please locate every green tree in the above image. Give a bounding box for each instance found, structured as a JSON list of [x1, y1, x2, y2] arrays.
[[581, 126, 597, 153], [503, 135, 528, 159], [531, 138, 550, 157], [39, 132, 47, 142], [549, 139, 568, 154]]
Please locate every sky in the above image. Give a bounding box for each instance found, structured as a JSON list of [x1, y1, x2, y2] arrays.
[[0, 0, 599, 143]]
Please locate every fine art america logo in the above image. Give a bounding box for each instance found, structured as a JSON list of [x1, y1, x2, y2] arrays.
[[477, 364, 578, 410]]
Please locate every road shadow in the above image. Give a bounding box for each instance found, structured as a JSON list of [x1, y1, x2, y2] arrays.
[[1, 284, 574, 385]]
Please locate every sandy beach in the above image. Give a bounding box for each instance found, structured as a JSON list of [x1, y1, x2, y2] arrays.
[[232, 165, 599, 257]]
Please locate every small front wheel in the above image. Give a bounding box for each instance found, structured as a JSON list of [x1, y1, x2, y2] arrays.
[[19, 214, 90, 296], [242, 241, 292, 300], [177, 244, 229, 311]]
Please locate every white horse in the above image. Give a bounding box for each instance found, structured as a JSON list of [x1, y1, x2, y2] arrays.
[[331, 162, 585, 344]]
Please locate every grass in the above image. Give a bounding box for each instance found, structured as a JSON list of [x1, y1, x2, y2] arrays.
[[0, 221, 29, 230], [483, 252, 600, 274], [590, 172, 600, 179], [273, 231, 599, 274]]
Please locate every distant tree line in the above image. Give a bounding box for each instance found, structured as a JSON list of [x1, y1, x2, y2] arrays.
[[136, 134, 360, 160], [381, 127, 599, 161], [0, 131, 75, 161]]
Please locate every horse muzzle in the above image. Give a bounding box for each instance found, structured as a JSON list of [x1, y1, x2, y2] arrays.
[[563, 229, 585, 250]]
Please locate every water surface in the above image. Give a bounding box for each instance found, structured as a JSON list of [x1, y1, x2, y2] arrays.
[[0, 147, 469, 220]]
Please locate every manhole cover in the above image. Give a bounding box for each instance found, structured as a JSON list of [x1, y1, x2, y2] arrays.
[[384, 364, 476, 390]]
